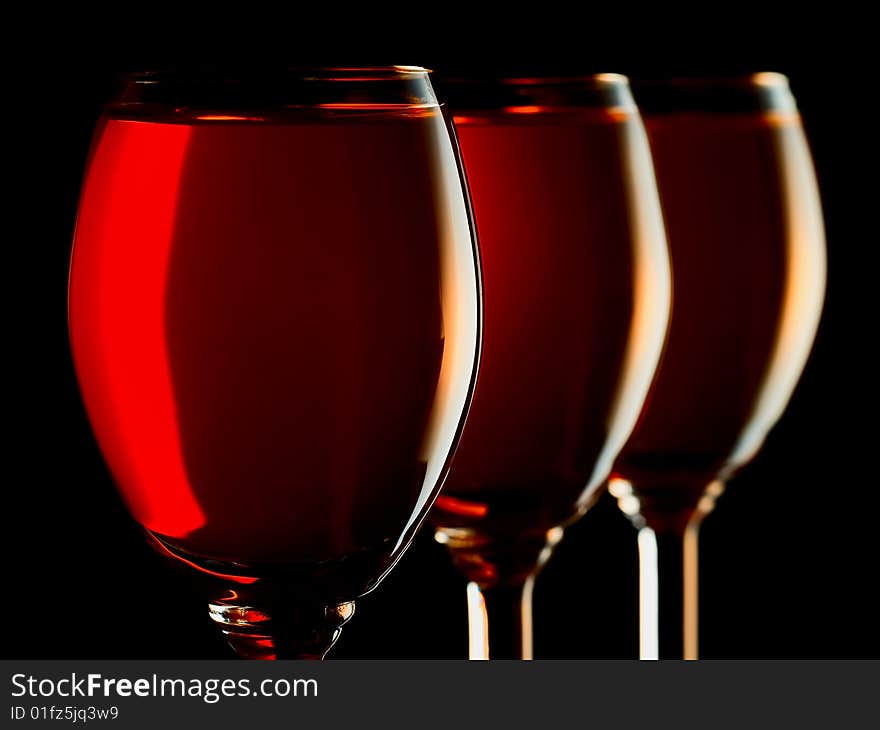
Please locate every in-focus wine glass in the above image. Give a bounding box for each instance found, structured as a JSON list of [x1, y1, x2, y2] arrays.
[[431, 75, 671, 658], [610, 74, 826, 659], [67, 66, 481, 659]]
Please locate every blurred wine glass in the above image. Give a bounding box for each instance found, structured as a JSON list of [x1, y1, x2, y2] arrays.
[[433, 74, 671, 658], [612, 74, 826, 659]]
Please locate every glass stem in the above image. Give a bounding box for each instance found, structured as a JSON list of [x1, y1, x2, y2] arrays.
[[637, 522, 700, 659], [466, 577, 535, 660]]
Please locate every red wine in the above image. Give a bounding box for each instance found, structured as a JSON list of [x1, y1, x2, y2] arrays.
[[614, 110, 826, 530], [68, 108, 479, 594], [432, 107, 670, 584]]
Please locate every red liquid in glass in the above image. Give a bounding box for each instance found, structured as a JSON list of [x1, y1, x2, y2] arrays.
[[614, 111, 826, 529], [432, 108, 670, 583], [68, 108, 479, 593]]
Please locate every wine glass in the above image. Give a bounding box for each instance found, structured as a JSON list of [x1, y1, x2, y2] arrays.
[[610, 74, 826, 659], [431, 75, 671, 658], [67, 66, 482, 659]]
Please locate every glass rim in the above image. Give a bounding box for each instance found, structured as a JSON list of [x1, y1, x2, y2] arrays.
[[632, 72, 790, 89], [436, 73, 634, 113], [632, 72, 796, 114], [118, 65, 433, 85], [440, 72, 629, 88], [122, 65, 433, 83], [107, 66, 439, 115]]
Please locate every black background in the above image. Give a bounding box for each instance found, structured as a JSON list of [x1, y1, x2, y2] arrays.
[[8, 18, 877, 659]]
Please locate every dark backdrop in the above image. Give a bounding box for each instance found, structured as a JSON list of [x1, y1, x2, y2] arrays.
[[8, 22, 876, 659]]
